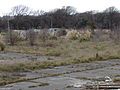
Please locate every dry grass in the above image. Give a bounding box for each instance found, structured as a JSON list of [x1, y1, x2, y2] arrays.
[[0, 53, 119, 73], [0, 31, 119, 72], [0, 76, 32, 86], [4, 36, 120, 60], [0, 37, 120, 85], [1, 29, 120, 87], [113, 78, 120, 83]]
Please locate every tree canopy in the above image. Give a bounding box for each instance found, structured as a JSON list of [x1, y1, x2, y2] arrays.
[[0, 5, 120, 31]]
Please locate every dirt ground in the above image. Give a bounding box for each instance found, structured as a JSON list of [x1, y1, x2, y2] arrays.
[[0, 52, 120, 90]]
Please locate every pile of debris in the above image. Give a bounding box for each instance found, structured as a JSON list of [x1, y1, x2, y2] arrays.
[[73, 76, 120, 89]]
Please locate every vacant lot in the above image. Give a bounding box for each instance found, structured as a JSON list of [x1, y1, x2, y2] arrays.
[[0, 30, 120, 90]]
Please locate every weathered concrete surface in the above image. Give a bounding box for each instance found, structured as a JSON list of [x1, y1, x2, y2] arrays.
[[0, 59, 120, 90]]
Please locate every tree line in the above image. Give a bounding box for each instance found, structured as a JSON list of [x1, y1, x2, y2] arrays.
[[0, 5, 120, 31]]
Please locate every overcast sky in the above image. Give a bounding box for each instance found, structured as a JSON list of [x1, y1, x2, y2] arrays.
[[0, 0, 120, 16]]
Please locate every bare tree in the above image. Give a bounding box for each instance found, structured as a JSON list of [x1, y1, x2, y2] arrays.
[[5, 30, 20, 45], [10, 5, 32, 16], [38, 29, 49, 42], [3, 15, 16, 45], [32, 10, 45, 16], [63, 6, 77, 15], [27, 29, 36, 46], [104, 6, 119, 31]]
